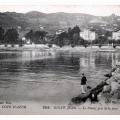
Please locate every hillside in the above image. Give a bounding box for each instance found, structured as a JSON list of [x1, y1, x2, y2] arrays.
[[0, 11, 120, 34]]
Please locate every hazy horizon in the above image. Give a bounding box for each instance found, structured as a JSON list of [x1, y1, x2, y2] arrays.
[[0, 5, 120, 16]]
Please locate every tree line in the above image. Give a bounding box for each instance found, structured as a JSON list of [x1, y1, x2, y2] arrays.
[[24, 25, 84, 47], [0, 25, 119, 48], [0, 27, 19, 45], [0, 25, 86, 47], [51, 25, 89, 47], [0, 26, 48, 46], [25, 30, 47, 44]]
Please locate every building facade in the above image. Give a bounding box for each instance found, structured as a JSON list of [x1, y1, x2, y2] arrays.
[[112, 30, 120, 40], [80, 29, 97, 41]]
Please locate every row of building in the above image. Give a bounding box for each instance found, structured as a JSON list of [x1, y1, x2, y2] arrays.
[[18, 24, 120, 43], [81, 29, 120, 41], [56, 29, 120, 41]]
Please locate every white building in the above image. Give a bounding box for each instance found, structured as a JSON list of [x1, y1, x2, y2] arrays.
[[39, 25, 45, 30], [56, 29, 65, 35], [112, 30, 120, 40], [80, 29, 97, 41]]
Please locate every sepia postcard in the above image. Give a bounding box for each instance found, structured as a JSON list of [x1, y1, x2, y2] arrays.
[[0, 0, 120, 115]]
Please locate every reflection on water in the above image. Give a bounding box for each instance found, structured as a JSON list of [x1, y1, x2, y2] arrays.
[[0, 50, 120, 104]]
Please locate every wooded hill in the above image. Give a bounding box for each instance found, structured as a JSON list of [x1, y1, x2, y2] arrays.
[[0, 11, 120, 34]]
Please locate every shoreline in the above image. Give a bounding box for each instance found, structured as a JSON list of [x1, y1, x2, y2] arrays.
[[0, 45, 120, 52]]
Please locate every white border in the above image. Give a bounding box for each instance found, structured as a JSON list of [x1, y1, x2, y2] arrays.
[[0, 115, 120, 120], [0, 0, 120, 119], [0, 0, 120, 5]]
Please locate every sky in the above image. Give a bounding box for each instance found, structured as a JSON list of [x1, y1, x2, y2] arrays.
[[0, 0, 120, 16]]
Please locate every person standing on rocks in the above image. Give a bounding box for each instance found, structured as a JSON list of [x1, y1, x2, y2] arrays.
[[81, 73, 87, 94]]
